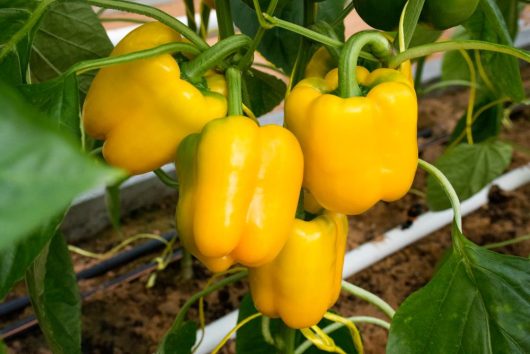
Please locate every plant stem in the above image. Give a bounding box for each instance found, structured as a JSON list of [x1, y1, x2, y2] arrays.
[[183, 0, 198, 33], [414, 57, 425, 90], [238, 0, 280, 70], [166, 270, 248, 334], [459, 49, 477, 145], [227, 67, 243, 115], [0, 0, 56, 60], [261, 316, 275, 345], [281, 325, 296, 354], [263, 13, 343, 48], [154, 169, 179, 189], [484, 234, 530, 249], [87, 0, 208, 50], [294, 316, 390, 354], [339, 31, 392, 97], [181, 35, 251, 83], [63, 42, 200, 77], [215, 0, 234, 39], [388, 40, 530, 69], [418, 159, 462, 231], [180, 248, 194, 280], [341, 281, 396, 319]]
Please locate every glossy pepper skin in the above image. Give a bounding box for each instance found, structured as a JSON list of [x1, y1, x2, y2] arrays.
[[285, 66, 418, 215], [353, 0, 479, 31], [248, 211, 348, 329], [83, 22, 227, 174], [176, 116, 304, 273]]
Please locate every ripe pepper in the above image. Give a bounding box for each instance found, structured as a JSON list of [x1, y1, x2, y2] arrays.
[[353, 0, 479, 31], [248, 211, 348, 329], [83, 21, 227, 174], [176, 116, 304, 272], [285, 65, 418, 215]]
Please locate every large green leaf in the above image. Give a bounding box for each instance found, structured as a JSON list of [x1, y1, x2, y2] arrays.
[[0, 215, 62, 300], [231, 0, 344, 74], [0, 0, 42, 83], [18, 74, 81, 139], [243, 68, 286, 117], [156, 321, 197, 354], [0, 80, 124, 252], [30, 0, 113, 97], [463, 0, 524, 102], [450, 97, 504, 144], [427, 140, 512, 211], [387, 224, 530, 353], [26, 231, 81, 354], [236, 294, 359, 354]]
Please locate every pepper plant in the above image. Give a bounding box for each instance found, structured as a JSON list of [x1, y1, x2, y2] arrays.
[[0, 0, 529, 353]]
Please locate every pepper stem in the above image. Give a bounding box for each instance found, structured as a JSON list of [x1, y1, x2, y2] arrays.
[[181, 34, 251, 83], [338, 31, 393, 98], [227, 67, 243, 116]]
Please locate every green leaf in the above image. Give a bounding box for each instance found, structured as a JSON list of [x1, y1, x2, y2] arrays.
[[236, 294, 358, 354], [30, 0, 113, 97], [0, 215, 62, 300], [450, 98, 503, 143], [18, 74, 81, 139], [403, 0, 426, 48], [387, 224, 530, 353], [0, 80, 125, 252], [496, 0, 520, 40], [231, 0, 344, 74], [243, 68, 286, 117], [426, 140, 512, 210], [157, 321, 197, 354], [0, 0, 41, 83], [26, 232, 81, 354], [463, 0, 524, 101], [0, 340, 6, 354]]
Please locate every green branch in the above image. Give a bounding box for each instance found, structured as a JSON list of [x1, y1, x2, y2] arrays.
[[87, 0, 208, 50], [388, 40, 530, 68], [63, 42, 200, 76]]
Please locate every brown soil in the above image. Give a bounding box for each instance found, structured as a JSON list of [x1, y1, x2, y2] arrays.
[[3, 72, 530, 354]]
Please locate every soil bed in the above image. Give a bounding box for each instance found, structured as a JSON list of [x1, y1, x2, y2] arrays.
[[3, 69, 530, 354]]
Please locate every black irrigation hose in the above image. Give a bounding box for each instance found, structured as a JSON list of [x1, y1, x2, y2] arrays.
[[0, 230, 177, 318], [0, 248, 183, 340]]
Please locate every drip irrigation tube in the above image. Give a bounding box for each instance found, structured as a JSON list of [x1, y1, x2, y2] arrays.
[[0, 248, 182, 340], [0, 231, 176, 318], [193, 163, 530, 354]]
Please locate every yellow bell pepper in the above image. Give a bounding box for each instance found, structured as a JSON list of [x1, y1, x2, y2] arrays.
[[248, 211, 348, 329], [285, 65, 418, 215], [176, 116, 304, 272], [82, 21, 227, 174]]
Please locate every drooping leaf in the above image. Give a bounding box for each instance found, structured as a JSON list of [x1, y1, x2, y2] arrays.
[[18, 74, 81, 139], [30, 0, 113, 97], [427, 140, 512, 210], [157, 321, 197, 354], [388, 224, 530, 353], [243, 68, 286, 117], [0, 80, 124, 252], [26, 232, 81, 354]]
